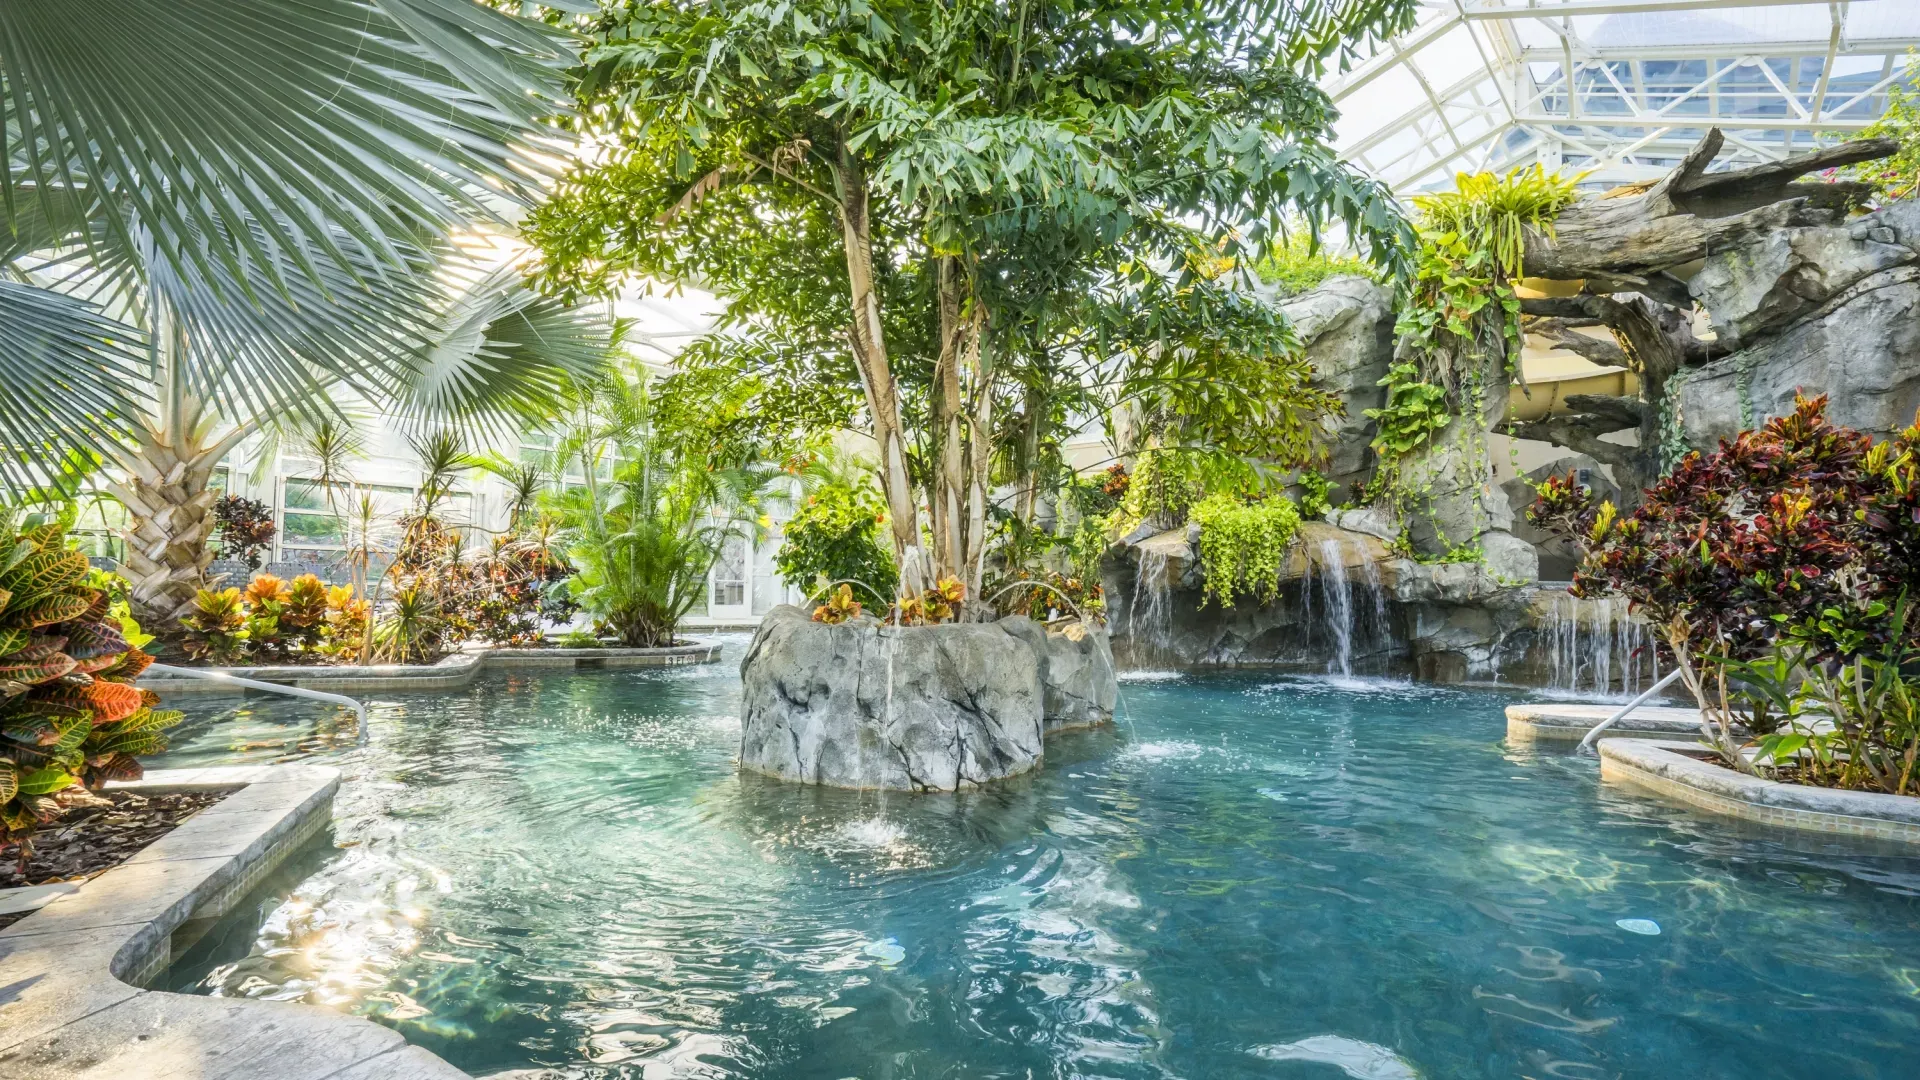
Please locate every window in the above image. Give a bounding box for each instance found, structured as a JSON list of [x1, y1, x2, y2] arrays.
[[281, 479, 412, 551]]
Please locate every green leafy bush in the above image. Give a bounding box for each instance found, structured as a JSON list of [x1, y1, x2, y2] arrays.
[[776, 484, 898, 608], [1844, 51, 1920, 201], [0, 519, 179, 851], [1365, 361, 1451, 460], [1190, 493, 1301, 609], [1254, 233, 1379, 295]]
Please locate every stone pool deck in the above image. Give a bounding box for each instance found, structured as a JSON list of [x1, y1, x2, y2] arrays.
[[139, 641, 720, 694], [1599, 739, 1920, 844], [0, 765, 470, 1079], [1505, 701, 1705, 742]]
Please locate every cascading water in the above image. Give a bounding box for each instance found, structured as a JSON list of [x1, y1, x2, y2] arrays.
[[1306, 539, 1391, 678], [1318, 539, 1357, 677], [1544, 591, 1657, 698], [1124, 549, 1174, 670]]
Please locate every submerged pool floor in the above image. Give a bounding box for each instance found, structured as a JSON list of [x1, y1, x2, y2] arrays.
[[154, 658, 1920, 1079]]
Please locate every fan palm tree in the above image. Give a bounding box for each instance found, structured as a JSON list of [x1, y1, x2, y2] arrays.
[[0, 0, 613, 620]]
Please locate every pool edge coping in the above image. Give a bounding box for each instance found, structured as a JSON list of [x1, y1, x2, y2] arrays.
[[136, 640, 722, 693], [0, 765, 472, 1080], [1598, 738, 1920, 843], [1504, 702, 1704, 742]]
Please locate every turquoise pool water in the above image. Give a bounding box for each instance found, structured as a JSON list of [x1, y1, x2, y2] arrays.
[[156, 655, 1920, 1079]]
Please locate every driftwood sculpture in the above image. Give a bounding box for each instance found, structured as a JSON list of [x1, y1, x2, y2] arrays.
[[1507, 128, 1899, 501]]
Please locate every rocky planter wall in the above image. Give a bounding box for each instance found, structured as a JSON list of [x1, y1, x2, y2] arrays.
[[737, 606, 1118, 791]]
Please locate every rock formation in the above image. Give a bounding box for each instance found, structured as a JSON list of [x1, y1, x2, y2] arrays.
[[737, 606, 1117, 791]]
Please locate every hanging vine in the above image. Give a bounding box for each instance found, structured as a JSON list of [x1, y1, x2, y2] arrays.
[[1189, 493, 1301, 609], [1366, 166, 1583, 532]]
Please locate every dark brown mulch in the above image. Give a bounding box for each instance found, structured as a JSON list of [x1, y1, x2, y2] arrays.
[[1, 789, 230, 892]]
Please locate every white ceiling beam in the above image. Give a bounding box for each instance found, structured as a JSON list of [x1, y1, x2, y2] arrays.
[[1516, 41, 1916, 63], [1462, 0, 1838, 18], [1325, 13, 1464, 102], [1510, 113, 1874, 131]]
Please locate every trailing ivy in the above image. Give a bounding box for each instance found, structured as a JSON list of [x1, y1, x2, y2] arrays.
[[1190, 493, 1301, 609]]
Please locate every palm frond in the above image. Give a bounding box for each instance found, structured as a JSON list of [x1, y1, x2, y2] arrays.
[[0, 0, 575, 295], [0, 281, 148, 493], [403, 261, 620, 435]]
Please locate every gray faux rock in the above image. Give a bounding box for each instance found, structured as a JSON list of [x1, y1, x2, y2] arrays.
[[737, 606, 1116, 791], [1284, 275, 1396, 493], [1682, 266, 1920, 446]]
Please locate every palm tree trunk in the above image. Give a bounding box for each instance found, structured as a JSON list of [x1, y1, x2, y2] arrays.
[[105, 381, 257, 625]]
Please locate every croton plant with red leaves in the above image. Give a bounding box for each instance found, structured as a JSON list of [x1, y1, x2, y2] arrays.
[[0, 520, 181, 851], [1530, 394, 1920, 667]]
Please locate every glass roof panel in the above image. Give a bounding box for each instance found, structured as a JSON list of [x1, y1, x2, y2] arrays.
[[1324, 0, 1919, 194]]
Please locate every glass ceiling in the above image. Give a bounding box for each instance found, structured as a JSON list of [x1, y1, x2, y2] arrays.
[[1327, 0, 1920, 193]]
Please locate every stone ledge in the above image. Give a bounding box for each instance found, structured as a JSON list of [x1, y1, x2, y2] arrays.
[[1505, 702, 1703, 742], [137, 641, 721, 693], [1598, 738, 1920, 844], [0, 766, 470, 1080]]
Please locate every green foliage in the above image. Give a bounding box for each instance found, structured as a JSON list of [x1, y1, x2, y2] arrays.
[[1189, 493, 1301, 609], [549, 378, 772, 647], [1530, 394, 1920, 774], [1254, 233, 1380, 295], [211, 495, 275, 570], [1364, 361, 1451, 460], [180, 573, 371, 665], [1294, 469, 1334, 519], [1844, 50, 1920, 201], [777, 485, 899, 609], [0, 2, 582, 495], [0, 518, 176, 853]]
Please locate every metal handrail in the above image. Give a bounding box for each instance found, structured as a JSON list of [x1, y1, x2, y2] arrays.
[[1576, 667, 1684, 756], [146, 663, 370, 747]]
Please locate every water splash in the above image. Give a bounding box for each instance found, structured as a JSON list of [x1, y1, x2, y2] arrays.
[[1543, 593, 1656, 699], [1310, 539, 1391, 677]]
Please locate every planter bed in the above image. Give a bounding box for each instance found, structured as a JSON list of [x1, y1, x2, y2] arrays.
[[1, 790, 230, 928], [0, 764, 469, 1080], [137, 640, 721, 694], [1504, 702, 1705, 742], [1598, 738, 1920, 845]]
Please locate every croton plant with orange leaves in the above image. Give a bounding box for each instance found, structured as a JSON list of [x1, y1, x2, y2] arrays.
[[0, 520, 180, 848]]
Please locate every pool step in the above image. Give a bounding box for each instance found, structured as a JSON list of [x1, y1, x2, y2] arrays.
[[1506, 702, 1706, 742]]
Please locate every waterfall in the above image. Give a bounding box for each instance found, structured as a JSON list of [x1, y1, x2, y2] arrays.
[[1125, 549, 1173, 669], [1309, 539, 1390, 678], [1545, 592, 1654, 698], [1318, 539, 1357, 677]]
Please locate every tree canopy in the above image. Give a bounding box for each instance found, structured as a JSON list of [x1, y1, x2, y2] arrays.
[[530, 0, 1419, 594]]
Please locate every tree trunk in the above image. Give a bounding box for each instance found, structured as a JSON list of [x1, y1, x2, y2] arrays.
[[833, 147, 926, 597], [961, 303, 992, 600], [931, 256, 968, 580], [105, 396, 254, 626], [1520, 129, 1893, 282]]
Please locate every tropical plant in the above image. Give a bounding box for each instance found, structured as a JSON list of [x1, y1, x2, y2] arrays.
[[0, 2, 612, 623], [375, 585, 446, 666], [1190, 493, 1303, 609], [776, 485, 898, 608], [550, 377, 773, 647], [1530, 394, 1920, 773], [811, 584, 865, 625], [211, 496, 276, 570], [1255, 231, 1381, 295], [179, 588, 248, 665], [0, 518, 178, 855], [1374, 166, 1583, 547], [323, 586, 371, 663], [1844, 50, 1920, 201]]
